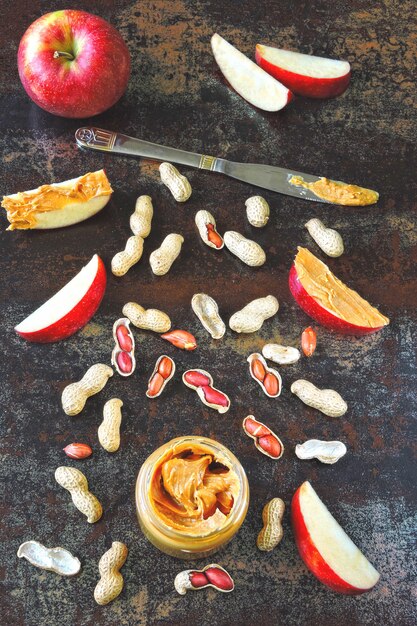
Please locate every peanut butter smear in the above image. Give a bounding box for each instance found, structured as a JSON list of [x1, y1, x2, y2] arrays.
[[1, 170, 113, 230], [294, 247, 389, 328], [289, 175, 379, 206], [149, 441, 240, 535]]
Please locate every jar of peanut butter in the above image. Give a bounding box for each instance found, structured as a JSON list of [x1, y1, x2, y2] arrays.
[[135, 436, 249, 559]]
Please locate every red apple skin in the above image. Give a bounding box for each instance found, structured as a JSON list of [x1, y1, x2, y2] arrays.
[[288, 265, 384, 335], [255, 46, 350, 99], [15, 256, 107, 343], [18, 10, 131, 118], [291, 486, 370, 595]]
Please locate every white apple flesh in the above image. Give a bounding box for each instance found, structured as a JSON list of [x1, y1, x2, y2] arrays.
[[15, 254, 106, 343], [256, 45, 351, 98], [292, 481, 380, 594], [211, 34, 292, 111], [4, 174, 111, 230]]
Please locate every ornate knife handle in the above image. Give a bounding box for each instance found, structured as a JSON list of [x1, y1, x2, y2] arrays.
[[75, 127, 116, 150], [75, 127, 219, 170]]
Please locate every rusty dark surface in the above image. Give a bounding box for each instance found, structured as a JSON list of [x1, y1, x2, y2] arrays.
[[0, 1, 416, 625]]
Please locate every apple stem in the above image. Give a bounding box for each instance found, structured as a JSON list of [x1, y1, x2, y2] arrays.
[[53, 50, 74, 61]]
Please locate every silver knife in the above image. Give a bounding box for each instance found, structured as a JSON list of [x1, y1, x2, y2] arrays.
[[75, 126, 328, 203]]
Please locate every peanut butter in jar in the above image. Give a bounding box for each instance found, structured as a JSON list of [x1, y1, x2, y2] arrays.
[[135, 436, 249, 559]]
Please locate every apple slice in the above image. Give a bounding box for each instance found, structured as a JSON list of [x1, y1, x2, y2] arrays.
[[1, 170, 113, 230], [256, 45, 351, 98], [289, 247, 389, 335], [15, 254, 106, 343], [292, 481, 380, 594], [211, 34, 292, 112]]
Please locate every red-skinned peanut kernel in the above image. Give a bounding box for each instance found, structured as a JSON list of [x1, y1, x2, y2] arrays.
[[158, 356, 173, 379], [161, 329, 197, 350], [189, 572, 209, 588], [206, 223, 223, 248], [251, 358, 266, 381], [63, 443, 93, 459], [263, 372, 279, 396], [243, 417, 270, 438], [184, 370, 211, 387], [117, 351, 133, 373], [175, 565, 234, 595], [183, 369, 230, 413], [116, 325, 133, 352], [204, 567, 234, 591], [147, 372, 164, 397], [243, 416, 284, 460], [258, 434, 282, 459], [301, 326, 317, 357], [201, 385, 229, 407], [247, 353, 282, 398]]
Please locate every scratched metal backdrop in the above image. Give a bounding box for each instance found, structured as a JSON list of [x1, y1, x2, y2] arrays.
[[0, 1, 415, 625]]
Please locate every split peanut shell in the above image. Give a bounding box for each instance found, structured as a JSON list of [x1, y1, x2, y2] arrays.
[[195, 210, 224, 249], [191, 293, 226, 339], [262, 343, 300, 365], [146, 355, 176, 398], [111, 318, 136, 377], [17, 541, 81, 576], [247, 353, 282, 398], [295, 439, 347, 464]]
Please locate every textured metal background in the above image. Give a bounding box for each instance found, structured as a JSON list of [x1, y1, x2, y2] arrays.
[[0, 1, 416, 625]]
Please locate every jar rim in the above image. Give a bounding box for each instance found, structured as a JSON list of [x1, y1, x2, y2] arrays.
[[135, 435, 249, 541]]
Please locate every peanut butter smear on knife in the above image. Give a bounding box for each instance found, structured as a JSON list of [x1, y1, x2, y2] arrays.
[[290, 176, 379, 206]]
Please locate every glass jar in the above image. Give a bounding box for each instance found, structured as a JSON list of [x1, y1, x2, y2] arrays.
[[135, 436, 249, 560]]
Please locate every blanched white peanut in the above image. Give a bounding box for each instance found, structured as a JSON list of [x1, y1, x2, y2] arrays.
[[98, 398, 123, 452], [122, 302, 171, 333], [195, 210, 224, 249], [295, 439, 347, 464], [224, 231, 266, 267], [61, 364, 113, 416], [245, 196, 270, 227], [150, 233, 184, 275], [191, 293, 226, 339], [229, 295, 279, 333], [94, 542, 128, 605], [262, 343, 300, 365], [159, 162, 192, 202], [130, 195, 153, 237], [111, 235, 144, 276], [305, 218, 344, 257], [291, 379, 347, 417], [55, 467, 103, 523]]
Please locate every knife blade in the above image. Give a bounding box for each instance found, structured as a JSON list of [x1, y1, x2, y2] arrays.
[[75, 126, 328, 203]]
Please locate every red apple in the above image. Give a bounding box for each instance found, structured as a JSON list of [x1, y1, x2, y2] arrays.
[[15, 254, 106, 342], [17, 10, 131, 118], [292, 481, 380, 594], [211, 34, 292, 112], [289, 248, 389, 335], [255, 45, 351, 98]]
